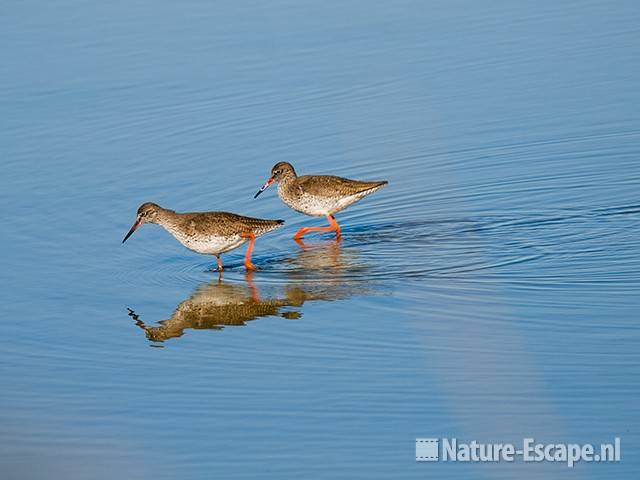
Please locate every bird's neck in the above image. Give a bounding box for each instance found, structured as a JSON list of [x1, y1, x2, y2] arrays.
[[279, 173, 296, 190], [154, 208, 179, 228]]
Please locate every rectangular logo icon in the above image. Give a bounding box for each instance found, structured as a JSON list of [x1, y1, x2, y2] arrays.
[[416, 438, 439, 462]]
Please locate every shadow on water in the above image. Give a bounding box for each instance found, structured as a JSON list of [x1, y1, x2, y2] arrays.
[[126, 240, 372, 344]]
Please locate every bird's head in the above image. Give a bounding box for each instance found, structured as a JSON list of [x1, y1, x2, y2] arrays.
[[254, 162, 296, 198], [122, 202, 162, 243]]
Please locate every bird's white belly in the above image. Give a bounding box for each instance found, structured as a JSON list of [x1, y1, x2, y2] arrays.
[[172, 232, 245, 255], [286, 192, 364, 216]]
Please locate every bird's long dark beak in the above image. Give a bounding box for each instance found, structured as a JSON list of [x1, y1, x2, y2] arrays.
[[122, 218, 142, 244], [254, 177, 274, 198]]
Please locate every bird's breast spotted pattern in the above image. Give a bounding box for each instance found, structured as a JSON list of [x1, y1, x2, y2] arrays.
[[279, 186, 380, 216], [284, 193, 335, 217]]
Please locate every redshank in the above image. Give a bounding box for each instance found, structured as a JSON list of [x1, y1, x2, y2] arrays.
[[254, 162, 387, 239], [122, 202, 283, 271]]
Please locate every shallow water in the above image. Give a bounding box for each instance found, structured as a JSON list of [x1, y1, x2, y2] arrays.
[[1, 1, 639, 478]]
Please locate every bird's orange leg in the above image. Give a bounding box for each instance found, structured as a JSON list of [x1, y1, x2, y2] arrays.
[[241, 232, 257, 271], [293, 237, 310, 249], [293, 215, 341, 240], [216, 255, 224, 272], [328, 214, 341, 239]]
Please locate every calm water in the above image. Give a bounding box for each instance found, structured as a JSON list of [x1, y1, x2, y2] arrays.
[[2, 1, 639, 478]]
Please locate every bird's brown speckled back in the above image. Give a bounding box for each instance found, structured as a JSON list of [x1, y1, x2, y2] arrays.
[[170, 211, 284, 237]]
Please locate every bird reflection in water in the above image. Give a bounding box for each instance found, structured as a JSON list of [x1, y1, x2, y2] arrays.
[[127, 240, 369, 344]]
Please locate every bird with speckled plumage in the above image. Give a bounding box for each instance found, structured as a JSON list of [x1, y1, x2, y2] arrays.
[[254, 162, 387, 240], [122, 202, 283, 271]]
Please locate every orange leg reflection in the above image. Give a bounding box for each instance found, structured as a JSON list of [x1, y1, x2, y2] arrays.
[[244, 271, 260, 302]]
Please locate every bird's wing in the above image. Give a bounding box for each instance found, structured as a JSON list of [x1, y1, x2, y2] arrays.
[[297, 175, 385, 197]]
